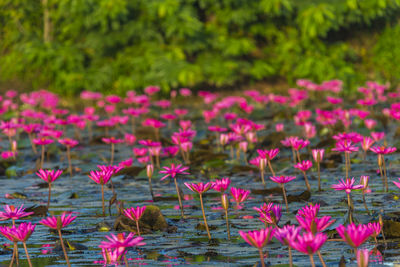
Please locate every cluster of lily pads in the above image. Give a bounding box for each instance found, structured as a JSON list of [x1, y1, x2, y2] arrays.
[[0, 80, 399, 266]]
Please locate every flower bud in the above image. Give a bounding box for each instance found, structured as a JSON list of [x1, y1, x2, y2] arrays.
[[221, 194, 229, 210], [146, 164, 154, 179], [360, 176, 369, 189]]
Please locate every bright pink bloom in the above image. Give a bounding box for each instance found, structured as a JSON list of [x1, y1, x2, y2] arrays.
[[297, 203, 320, 219], [144, 86, 160, 95], [102, 137, 124, 144], [257, 148, 279, 160], [33, 137, 54, 146], [371, 132, 385, 142], [336, 223, 373, 248], [36, 169, 63, 183], [99, 232, 145, 249], [332, 141, 359, 153], [142, 118, 165, 129], [239, 227, 275, 249], [290, 232, 327, 255], [212, 177, 231, 193], [393, 178, 400, 189], [58, 138, 79, 148], [185, 182, 213, 194], [88, 169, 113, 185], [275, 123, 284, 132], [159, 164, 189, 181], [364, 119, 376, 130], [361, 137, 374, 152], [270, 176, 296, 184], [357, 249, 369, 267], [331, 178, 363, 194], [230, 187, 250, 206], [124, 206, 146, 222], [367, 222, 381, 238], [312, 149, 325, 162], [296, 215, 335, 234], [294, 160, 312, 172], [40, 212, 77, 230], [256, 204, 282, 225], [274, 225, 301, 246], [124, 133, 136, 145], [0, 204, 33, 221], [4, 222, 36, 242], [370, 146, 397, 154]]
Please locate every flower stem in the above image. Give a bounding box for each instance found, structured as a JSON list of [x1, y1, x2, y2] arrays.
[[362, 190, 371, 215], [302, 171, 311, 192], [40, 145, 45, 170], [101, 184, 105, 217], [224, 207, 230, 240], [23, 242, 33, 267], [199, 194, 211, 240], [47, 183, 51, 210], [347, 193, 353, 224], [288, 247, 293, 267], [382, 155, 388, 192], [317, 250, 327, 267], [66, 146, 72, 177], [309, 254, 316, 267], [260, 170, 266, 187], [110, 143, 114, 165], [282, 185, 289, 212], [58, 229, 71, 267], [267, 160, 275, 177], [136, 220, 141, 236], [258, 248, 265, 267], [174, 178, 184, 219], [148, 176, 154, 201], [317, 162, 321, 191]]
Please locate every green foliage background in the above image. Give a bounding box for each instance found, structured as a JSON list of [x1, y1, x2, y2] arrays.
[[0, 0, 399, 95]]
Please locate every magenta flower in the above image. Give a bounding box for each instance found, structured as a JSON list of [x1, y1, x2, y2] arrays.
[[239, 227, 275, 249], [357, 249, 369, 267], [289, 232, 327, 255], [89, 169, 113, 216], [294, 160, 312, 191], [6, 222, 36, 242], [294, 160, 312, 172], [370, 146, 396, 154], [361, 137, 374, 154], [40, 212, 76, 230], [36, 169, 63, 183], [184, 182, 213, 194], [185, 182, 214, 239], [33, 137, 54, 146], [270, 176, 295, 212], [332, 140, 359, 153], [274, 225, 302, 267], [367, 222, 382, 240], [159, 163, 190, 218], [312, 149, 325, 162], [239, 227, 275, 267], [58, 138, 79, 148], [99, 232, 145, 249], [159, 163, 189, 181], [257, 204, 282, 226], [230, 187, 250, 209], [270, 176, 296, 184], [331, 178, 363, 194], [124, 206, 146, 222], [88, 169, 113, 185], [393, 178, 400, 189], [36, 169, 63, 209], [336, 223, 373, 248], [297, 203, 320, 219], [212, 177, 231, 193], [40, 212, 76, 266], [296, 215, 335, 234], [0, 204, 33, 221], [257, 148, 279, 160]]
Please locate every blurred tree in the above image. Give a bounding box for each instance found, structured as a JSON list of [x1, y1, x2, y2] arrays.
[[0, 0, 399, 95]]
